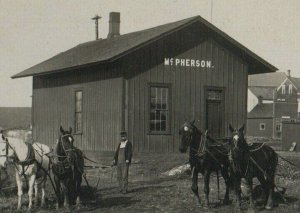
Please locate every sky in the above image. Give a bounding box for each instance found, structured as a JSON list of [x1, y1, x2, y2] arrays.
[[0, 0, 299, 107]]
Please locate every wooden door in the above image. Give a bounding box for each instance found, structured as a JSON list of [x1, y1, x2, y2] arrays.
[[206, 88, 224, 139]]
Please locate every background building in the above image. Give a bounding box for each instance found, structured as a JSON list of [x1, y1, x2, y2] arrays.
[[247, 71, 299, 138]]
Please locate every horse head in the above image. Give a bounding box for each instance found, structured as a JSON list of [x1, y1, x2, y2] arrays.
[[0, 132, 15, 168], [55, 126, 75, 161], [229, 124, 246, 150], [178, 120, 201, 153]]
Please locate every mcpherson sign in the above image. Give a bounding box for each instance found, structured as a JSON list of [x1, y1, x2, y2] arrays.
[[164, 58, 213, 68]]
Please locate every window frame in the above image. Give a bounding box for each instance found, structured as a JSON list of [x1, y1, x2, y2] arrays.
[[282, 85, 286, 94], [289, 84, 293, 94], [74, 89, 83, 134], [147, 83, 172, 135], [259, 123, 266, 131]]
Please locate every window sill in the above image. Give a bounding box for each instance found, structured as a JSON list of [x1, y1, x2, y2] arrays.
[[147, 131, 172, 136]]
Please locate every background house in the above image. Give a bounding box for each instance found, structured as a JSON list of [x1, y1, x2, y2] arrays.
[[13, 13, 276, 153], [247, 71, 299, 138]]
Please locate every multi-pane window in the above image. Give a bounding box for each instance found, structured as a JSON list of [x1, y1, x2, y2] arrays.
[[207, 90, 222, 101], [149, 85, 170, 133], [75, 91, 83, 133]]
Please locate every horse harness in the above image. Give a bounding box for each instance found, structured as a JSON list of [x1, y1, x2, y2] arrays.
[[52, 134, 83, 177], [230, 137, 268, 179]]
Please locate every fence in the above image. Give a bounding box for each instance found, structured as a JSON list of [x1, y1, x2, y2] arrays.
[[282, 121, 300, 152]]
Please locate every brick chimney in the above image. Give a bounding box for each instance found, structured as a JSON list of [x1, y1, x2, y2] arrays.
[[287, 69, 291, 77], [107, 12, 120, 39]]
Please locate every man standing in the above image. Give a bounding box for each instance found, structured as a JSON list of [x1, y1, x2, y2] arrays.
[[113, 131, 133, 194]]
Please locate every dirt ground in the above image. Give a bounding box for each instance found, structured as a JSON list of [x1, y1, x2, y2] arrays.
[[0, 144, 300, 213]]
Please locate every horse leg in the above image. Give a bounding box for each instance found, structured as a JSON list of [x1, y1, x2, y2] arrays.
[[54, 176, 61, 209], [15, 172, 23, 211], [76, 173, 82, 208], [28, 174, 36, 210], [265, 175, 275, 210], [34, 181, 39, 207], [246, 177, 255, 211], [203, 170, 210, 208], [41, 177, 47, 208], [221, 168, 230, 205], [191, 167, 201, 206], [233, 176, 242, 211], [62, 181, 70, 210]]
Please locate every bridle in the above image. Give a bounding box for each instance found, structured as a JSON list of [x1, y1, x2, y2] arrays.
[[0, 136, 16, 168]]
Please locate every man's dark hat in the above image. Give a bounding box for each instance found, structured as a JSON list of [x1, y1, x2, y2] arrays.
[[120, 131, 127, 137]]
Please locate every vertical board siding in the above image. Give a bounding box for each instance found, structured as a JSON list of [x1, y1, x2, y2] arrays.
[[33, 66, 123, 152], [126, 23, 248, 152], [33, 22, 249, 153]]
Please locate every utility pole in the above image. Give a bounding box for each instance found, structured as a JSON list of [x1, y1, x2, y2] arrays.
[[211, 0, 213, 23], [92, 15, 101, 40]]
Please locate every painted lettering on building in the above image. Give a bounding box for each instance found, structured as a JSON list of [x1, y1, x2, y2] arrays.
[[164, 58, 213, 68]]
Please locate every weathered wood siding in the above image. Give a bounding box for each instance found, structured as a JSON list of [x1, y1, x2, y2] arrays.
[[32, 65, 123, 151], [123, 22, 249, 152]]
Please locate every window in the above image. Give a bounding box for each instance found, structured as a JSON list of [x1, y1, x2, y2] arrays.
[[282, 85, 285, 94], [259, 123, 265, 131], [149, 84, 170, 134], [75, 90, 83, 133], [289, 84, 293, 94], [207, 90, 222, 101]]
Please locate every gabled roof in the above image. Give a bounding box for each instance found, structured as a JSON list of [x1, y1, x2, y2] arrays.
[[12, 15, 277, 79], [248, 72, 287, 87], [249, 86, 276, 100], [291, 77, 300, 89], [248, 103, 273, 118]]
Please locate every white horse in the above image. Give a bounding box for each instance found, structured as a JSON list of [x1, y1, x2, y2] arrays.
[[0, 133, 51, 211]]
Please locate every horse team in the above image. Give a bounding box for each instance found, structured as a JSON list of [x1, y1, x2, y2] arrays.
[[179, 121, 278, 212], [0, 122, 278, 212], [0, 126, 83, 211]]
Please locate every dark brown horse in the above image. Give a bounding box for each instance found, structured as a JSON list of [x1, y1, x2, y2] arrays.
[[179, 120, 231, 208], [51, 126, 84, 210], [228, 124, 278, 211]]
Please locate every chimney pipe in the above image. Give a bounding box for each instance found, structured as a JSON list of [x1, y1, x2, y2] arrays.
[[287, 69, 291, 77], [107, 12, 120, 39], [92, 15, 101, 40]]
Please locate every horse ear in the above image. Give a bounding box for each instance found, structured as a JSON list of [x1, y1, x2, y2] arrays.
[[239, 124, 245, 132], [60, 126, 65, 134], [69, 127, 72, 134], [229, 124, 234, 132], [1, 134, 5, 140]]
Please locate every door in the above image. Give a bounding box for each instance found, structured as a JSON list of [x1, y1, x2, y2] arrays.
[[206, 88, 224, 139]]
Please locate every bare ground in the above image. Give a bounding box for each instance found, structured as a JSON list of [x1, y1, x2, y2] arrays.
[[0, 146, 300, 213]]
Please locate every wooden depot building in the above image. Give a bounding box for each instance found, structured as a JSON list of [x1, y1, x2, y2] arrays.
[[13, 12, 277, 153]]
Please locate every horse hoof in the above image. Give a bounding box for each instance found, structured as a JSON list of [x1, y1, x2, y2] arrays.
[[265, 205, 273, 210]]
